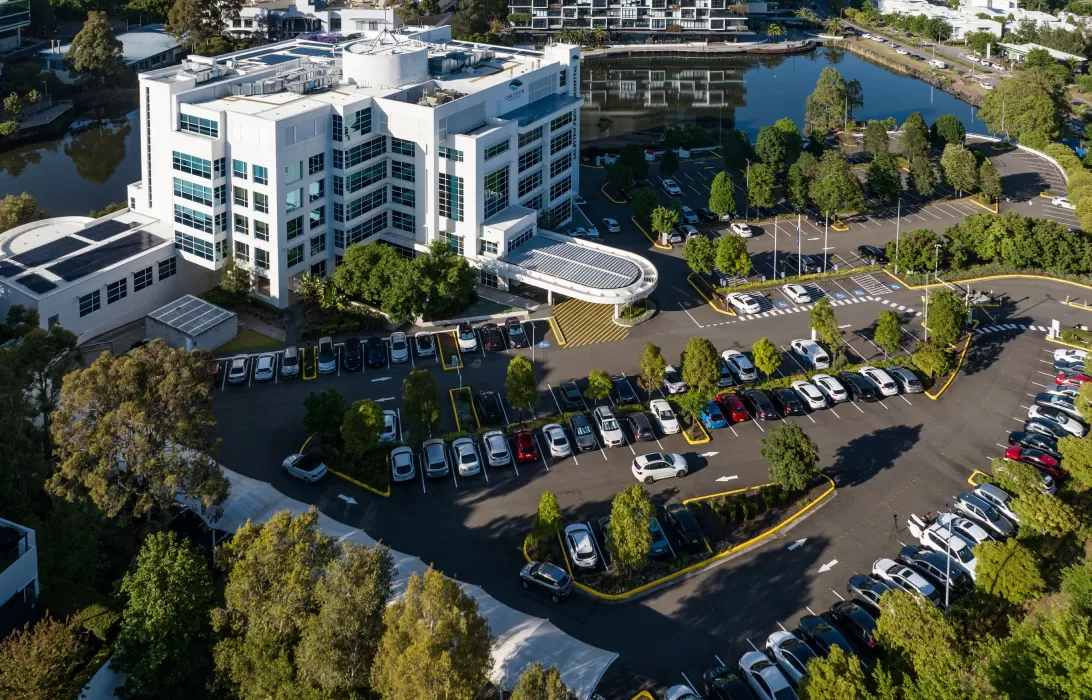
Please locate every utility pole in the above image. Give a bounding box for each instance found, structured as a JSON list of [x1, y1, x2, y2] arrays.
[[894, 197, 901, 274], [773, 215, 778, 275], [797, 214, 802, 277], [745, 159, 751, 219], [823, 211, 829, 272], [944, 510, 954, 610]]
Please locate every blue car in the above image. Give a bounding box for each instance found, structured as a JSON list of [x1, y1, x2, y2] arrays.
[[700, 401, 729, 430], [648, 518, 670, 558]]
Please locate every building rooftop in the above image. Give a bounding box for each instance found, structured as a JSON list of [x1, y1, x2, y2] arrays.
[[504, 238, 641, 291], [1000, 42, 1087, 62], [39, 25, 180, 66], [148, 295, 236, 337]]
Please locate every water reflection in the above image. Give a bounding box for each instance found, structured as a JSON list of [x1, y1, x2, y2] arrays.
[[64, 119, 133, 185]]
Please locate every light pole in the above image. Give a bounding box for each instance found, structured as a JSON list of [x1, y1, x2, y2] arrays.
[[823, 211, 829, 272], [944, 509, 954, 610], [773, 215, 778, 275], [745, 159, 751, 219], [894, 197, 901, 274], [924, 243, 941, 341]]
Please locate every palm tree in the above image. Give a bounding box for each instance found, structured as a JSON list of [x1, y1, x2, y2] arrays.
[[767, 22, 785, 41], [591, 25, 608, 46], [824, 17, 843, 35], [795, 8, 820, 26]]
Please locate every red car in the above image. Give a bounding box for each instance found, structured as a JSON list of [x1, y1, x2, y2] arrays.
[[1004, 446, 1064, 479], [514, 428, 539, 463], [716, 393, 749, 423], [1056, 371, 1092, 386]]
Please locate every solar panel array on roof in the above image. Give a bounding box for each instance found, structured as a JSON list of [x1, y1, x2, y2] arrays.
[[11, 236, 89, 267], [47, 231, 167, 283], [0, 260, 24, 278], [255, 54, 298, 66], [14, 273, 58, 294], [148, 294, 235, 337], [504, 239, 640, 290], [290, 47, 334, 57], [78, 218, 131, 242]]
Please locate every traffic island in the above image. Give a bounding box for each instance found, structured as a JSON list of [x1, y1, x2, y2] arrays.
[[684, 480, 831, 553], [333, 450, 393, 497], [449, 387, 481, 432], [438, 331, 463, 370]]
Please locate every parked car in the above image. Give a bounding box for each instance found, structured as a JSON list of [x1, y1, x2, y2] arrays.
[[650, 399, 680, 434], [766, 630, 818, 686], [631, 452, 688, 483], [414, 331, 434, 357], [422, 438, 450, 477], [702, 666, 754, 700], [700, 401, 729, 429], [513, 428, 539, 463], [996, 458, 1057, 495], [887, 366, 923, 393], [1025, 416, 1071, 440], [722, 349, 758, 382], [379, 410, 398, 443], [1005, 445, 1062, 474], [937, 512, 995, 547], [726, 292, 762, 314], [717, 393, 750, 422], [475, 391, 503, 424], [839, 372, 878, 401], [389, 331, 409, 363], [315, 337, 337, 374], [611, 374, 638, 404], [648, 517, 671, 558], [730, 222, 753, 237], [1053, 195, 1076, 210], [954, 491, 1015, 537], [1055, 348, 1088, 364], [389, 446, 415, 482], [457, 323, 478, 352], [666, 504, 704, 548], [697, 207, 717, 222], [738, 651, 797, 700], [742, 389, 778, 420], [681, 205, 699, 224], [282, 453, 328, 482], [482, 430, 512, 467], [812, 374, 848, 403], [519, 561, 572, 603], [569, 413, 598, 451], [253, 353, 276, 381], [859, 366, 898, 397], [564, 523, 598, 570], [481, 323, 505, 351], [1056, 370, 1092, 386], [342, 337, 364, 371], [593, 405, 625, 447], [791, 339, 830, 369], [366, 336, 387, 368], [663, 365, 688, 394], [846, 574, 900, 616], [827, 601, 880, 650], [717, 358, 737, 388], [627, 412, 656, 442], [792, 380, 827, 410], [896, 544, 971, 595], [228, 354, 249, 383], [872, 558, 944, 607], [974, 483, 1020, 523], [540, 423, 571, 458], [857, 244, 888, 263], [783, 284, 811, 303], [281, 346, 299, 378], [505, 317, 529, 348], [662, 178, 682, 195], [1028, 405, 1087, 436], [557, 380, 585, 410], [602, 217, 621, 233], [1007, 431, 1061, 458], [794, 615, 855, 657], [451, 437, 481, 477], [771, 387, 805, 416], [677, 223, 700, 240], [1034, 392, 1082, 420]]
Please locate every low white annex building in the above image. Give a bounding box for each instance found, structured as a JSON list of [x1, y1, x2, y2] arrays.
[[876, 0, 1088, 40]]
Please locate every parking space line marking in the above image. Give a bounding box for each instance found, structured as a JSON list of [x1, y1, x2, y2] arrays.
[[849, 400, 865, 414], [536, 434, 550, 472], [450, 458, 459, 488], [587, 520, 605, 568], [680, 673, 700, 697], [420, 456, 427, 494]]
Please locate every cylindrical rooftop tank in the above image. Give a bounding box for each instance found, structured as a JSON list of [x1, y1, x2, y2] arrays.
[[343, 43, 429, 89]]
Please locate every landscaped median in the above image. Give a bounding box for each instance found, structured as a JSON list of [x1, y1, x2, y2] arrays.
[[302, 433, 393, 498], [924, 322, 976, 401], [438, 331, 463, 371], [631, 216, 673, 250], [710, 265, 883, 297], [449, 387, 481, 433], [687, 273, 735, 316]]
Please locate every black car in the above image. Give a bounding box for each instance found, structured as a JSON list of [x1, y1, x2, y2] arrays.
[[702, 666, 752, 700], [475, 391, 503, 424], [519, 561, 572, 603], [611, 375, 639, 404], [1054, 358, 1085, 373], [505, 317, 529, 348], [896, 544, 971, 594], [697, 206, 717, 222], [846, 574, 900, 616], [795, 615, 856, 658], [365, 336, 386, 368], [1007, 431, 1062, 459], [342, 337, 363, 371], [770, 387, 804, 416], [481, 323, 505, 351], [742, 389, 778, 420], [557, 380, 584, 411], [838, 372, 878, 401], [857, 244, 888, 264], [827, 601, 880, 650], [626, 412, 656, 442], [666, 504, 704, 548], [568, 413, 597, 451]]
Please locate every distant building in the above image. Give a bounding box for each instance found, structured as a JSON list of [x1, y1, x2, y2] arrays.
[[0, 0, 30, 52], [37, 25, 184, 84], [876, 0, 1088, 41], [231, 0, 414, 39], [0, 519, 38, 638], [999, 42, 1088, 65], [506, 0, 760, 34]]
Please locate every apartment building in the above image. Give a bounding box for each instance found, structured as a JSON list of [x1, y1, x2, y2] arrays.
[[507, 0, 758, 33], [231, 0, 403, 39], [0, 0, 30, 51]]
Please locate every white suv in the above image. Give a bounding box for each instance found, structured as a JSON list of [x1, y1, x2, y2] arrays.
[[593, 406, 625, 447], [791, 339, 830, 369], [859, 366, 898, 397]]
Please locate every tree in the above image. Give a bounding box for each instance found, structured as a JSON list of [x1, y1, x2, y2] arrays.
[[809, 150, 864, 217], [630, 187, 659, 225], [605, 162, 633, 195], [900, 112, 931, 162], [112, 532, 214, 700], [420, 0, 441, 13], [65, 11, 124, 85], [760, 422, 819, 491], [863, 119, 890, 159], [980, 67, 1067, 144], [169, 0, 244, 50], [708, 171, 736, 217], [823, 17, 843, 35], [638, 343, 667, 395], [965, 30, 998, 57], [752, 337, 781, 378], [867, 153, 903, 202], [979, 160, 1002, 202], [911, 341, 952, 379], [755, 125, 788, 173], [0, 193, 47, 232], [909, 155, 938, 196], [884, 227, 941, 273], [0, 617, 93, 700], [651, 206, 680, 244], [621, 143, 649, 180], [809, 297, 844, 352], [415, 241, 479, 322], [606, 485, 655, 571], [767, 22, 785, 40], [342, 399, 385, 455], [125, 0, 175, 21], [874, 311, 902, 354], [940, 144, 979, 196], [505, 356, 536, 424], [585, 370, 613, 404], [804, 67, 863, 134], [1012, 490, 1078, 536], [774, 118, 803, 166], [304, 387, 345, 440], [986, 604, 1092, 700], [974, 539, 1044, 605], [13, 323, 79, 458], [747, 162, 776, 210], [1058, 434, 1092, 489], [684, 235, 716, 274], [991, 456, 1046, 497], [926, 288, 965, 347], [372, 567, 492, 700], [510, 662, 577, 700], [797, 646, 872, 700], [219, 255, 252, 298], [787, 162, 809, 210], [660, 148, 679, 178], [722, 129, 752, 169], [49, 339, 228, 520], [403, 369, 440, 439], [398, 1, 422, 24], [538, 492, 562, 532], [681, 337, 720, 400], [931, 114, 966, 147], [873, 589, 968, 693]]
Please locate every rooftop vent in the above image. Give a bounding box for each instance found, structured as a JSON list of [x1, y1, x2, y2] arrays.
[[418, 87, 464, 106]]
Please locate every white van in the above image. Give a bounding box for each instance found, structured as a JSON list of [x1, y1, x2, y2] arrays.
[[929, 59, 947, 69]]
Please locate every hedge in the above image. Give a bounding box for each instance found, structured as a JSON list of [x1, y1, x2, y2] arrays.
[[714, 265, 884, 296], [898, 264, 1092, 288], [1061, 328, 1092, 348]]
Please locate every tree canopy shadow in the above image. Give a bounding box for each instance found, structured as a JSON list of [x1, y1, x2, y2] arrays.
[[825, 424, 923, 488]]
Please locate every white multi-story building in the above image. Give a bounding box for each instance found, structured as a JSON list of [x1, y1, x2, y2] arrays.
[[507, 0, 759, 34], [0, 0, 30, 51], [0, 519, 38, 636], [876, 0, 1086, 40], [231, 0, 404, 39]]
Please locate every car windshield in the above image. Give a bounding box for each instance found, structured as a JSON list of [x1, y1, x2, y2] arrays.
[[392, 338, 406, 350], [575, 424, 592, 436], [459, 450, 475, 464], [418, 335, 432, 347], [551, 435, 566, 446], [460, 329, 475, 340], [509, 325, 524, 336], [665, 371, 680, 382], [603, 419, 619, 431], [659, 408, 675, 420], [283, 355, 297, 367], [774, 689, 797, 700]]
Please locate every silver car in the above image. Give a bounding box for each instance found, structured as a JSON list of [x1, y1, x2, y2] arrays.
[[422, 439, 450, 478], [937, 513, 995, 547], [954, 491, 1014, 537], [974, 483, 1020, 523], [414, 331, 434, 357], [766, 630, 818, 686], [593, 406, 625, 447], [542, 423, 572, 458], [564, 523, 598, 569], [281, 346, 299, 378], [451, 437, 481, 477], [227, 354, 249, 383], [317, 336, 337, 374], [482, 430, 512, 467], [389, 446, 415, 482], [390, 331, 409, 363], [281, 453, 328, 482], [811, 374, 848, 403], [253, 354, 276, 381]]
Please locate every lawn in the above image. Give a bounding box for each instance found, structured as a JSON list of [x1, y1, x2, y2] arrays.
[[214, 329, 284, 355]]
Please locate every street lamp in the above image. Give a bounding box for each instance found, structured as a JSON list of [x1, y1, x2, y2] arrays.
[[924, 243, 941, 341], [745, 158, 751, 219], [894, 197, 901, 274], [944, 508, 954, 610]]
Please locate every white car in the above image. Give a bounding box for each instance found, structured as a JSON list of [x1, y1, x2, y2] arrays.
[[1027, 406, 1087, 436], [791, 380, 827, 410], [937, 512, 995, 547], [722, 349, 758, 382], [677, 224, 700, 240], [1053, 195, 1076, 210], [663, 364, 688, 394], [380, 410, 398, 443], [227, 354, 249, 384], [281, 453, 328, 482], [680, 205, 698, 224], [739, 651, 798, 700], [790, 339, 830, 369], [593, 406, 625, 447], [649, 399, 680, 434], [811, 374, 848, 403], [980, 81, 995, 90], [602, 217, 621, 233], [662, 178, 682, 195], [664, 687, 700, 700], [783, 283, 810, 303], [482, 430, 512, 467], [317, 336, 336, 374], [895, 47, 909, 55], [766, 630, 818, 686], [726, 292, 762, 314], [909, 514, 979, 580], [873, 557, 943, 607], [1055, 348, 1088, 364], [730, 222, 753, 237], [414, 331, 435, 357], [389, 446, 415, 482], [451, 437, 481, 476], [542, 423, 572, 458], [859, 366, 898, 397], [422, 438, 450, 478], [253, 353, 276, 381], [631, 452, 688, 484], [564, 523, 598, 570], [389, 331, 409, 363], [457, 323, 478, 352]]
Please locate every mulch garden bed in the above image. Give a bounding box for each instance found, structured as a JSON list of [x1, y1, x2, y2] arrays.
[[691, 478, 832, 553]]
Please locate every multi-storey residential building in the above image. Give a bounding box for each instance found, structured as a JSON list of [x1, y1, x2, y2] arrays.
[[507, 0, 756, 34], [0, 519, 38, 637], [0, 0, 30, 51], [231, 0, 404, 39]]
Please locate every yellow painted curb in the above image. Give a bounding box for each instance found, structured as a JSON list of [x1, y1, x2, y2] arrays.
[[449, 387, 481, 432], [631, 216, 674, 250], [547, 315, 567, 346], [1067, 300, 1092, 311], [968, 469, 988, 486], [966, 197, 998, 213], [630, 693, 655, 700], [683, 421, 711, 445], [683, 482, 773, 505], [687, 272, 737, 316], [883, 268, 1092, 293], [580, 163, 605, 169], [1045, 335, 1091, 352], [925, 322, 976, 400], [331, 469, 391, 497], [831, 220, 850, 231], [302, 345, 317, 380], [601, 183, 626, 204], [440, 331, 463, 371]]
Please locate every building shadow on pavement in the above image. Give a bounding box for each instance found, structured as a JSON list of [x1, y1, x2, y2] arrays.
[[826, 424, 923, 488]]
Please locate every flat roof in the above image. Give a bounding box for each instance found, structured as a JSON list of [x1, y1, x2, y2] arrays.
[[504, 238, 641, 290], [40, 25, 180, 65], [1000, 42, 1087, 62], [148, 295, 236, 337]]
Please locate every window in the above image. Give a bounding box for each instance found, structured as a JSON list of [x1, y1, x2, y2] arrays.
[[254, 192, 268, 213], [214, 157, 226, 178], [391, 185, 415, 208], [311, 259, 327, 278], [172, 151, 211, 179], [392, 136, 415, 156], [234, 240, 249, 262], [346, 187, 387, 221], [286, 188, 302, 212], [333, 202, 344, 223], [391, 160, 415, 182], [550, 130, 573, 155], [484, 139, 510, 161], [439, 173, 463, 221], [233, 186, 248, 207], [309, 179, 325, 202], [334, 229, 345, 248], [559, 69, 567, 88], [521, 194, 542, 212], [484, 166, 509, 219], [439, 146, 463, 162], [551, 152, 573, 177], [346, 107, 371, 137], [346, 211, 387, 246], [392, 210, 415, 233], [551, 199, 571, 223], [285, 161, 302, 184], [254, 220, 269, 241], [343, 136, 386, 169], [173, 177, 212, 206], [253, 165, 268, 184], [174, 204, 213, 233], [550, 175, 571, 201], [233, 159, 248, 179], [480, 269, 499, 289], [214, 184, 226, 206], [255, 248, 269, 269], [311, 233, 327, 255], [518, 146, 541, 173], [480, 239, 498, 255], [332, 113, 343, 142], [78, 290, 101, 317], [333, 175, 344, 196], [234, 213, 249, 234], [133, 266, 153, 291], [158, 257, 177, 280], [287, 216, 304, 240], [106, 278, 127, 304], [309, 153, 325, 175], [287, 244, 305, 268], [518, 170, 541, 198], [310, 205, 326, 229], [174, 231, 214, 260], [438, 231, 464, 255], [332, 150, 343, 170], [215, 211, 227, 234], [179, 113, 218, 137], [509, 227, 534, 251], [518, 126, 542, 148], [346, 161, 385, 193], [550, 110, 574, 131]]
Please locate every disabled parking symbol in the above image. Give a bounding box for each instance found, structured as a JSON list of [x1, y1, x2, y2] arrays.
[[776, 301, 789, 308], [834, 292, 847, 299], [853, 289, 865, 296], [889, 283, 902, 290]]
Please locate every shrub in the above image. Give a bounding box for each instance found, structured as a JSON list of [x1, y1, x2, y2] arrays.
[[78, 603, 119, 642]]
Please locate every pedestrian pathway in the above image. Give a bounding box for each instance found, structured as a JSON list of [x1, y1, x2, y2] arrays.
[[975, 323, 1050, 334], [850, 273, 893, 296]]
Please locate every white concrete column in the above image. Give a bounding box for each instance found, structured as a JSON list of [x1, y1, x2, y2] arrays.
[[614, 303, 619, 320], [548, 289, 553, 305]]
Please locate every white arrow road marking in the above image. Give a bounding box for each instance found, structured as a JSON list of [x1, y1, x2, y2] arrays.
[[788, 538, 807, 551], [375, 397, 395, 403], [372, 376, 392, 382], [819, 559, 839, 573], [338, 494, 358, 505], [700, 451, 720, 458], [716, 475, 738, 482]]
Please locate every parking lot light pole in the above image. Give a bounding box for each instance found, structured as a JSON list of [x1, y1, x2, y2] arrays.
[[894, 197, 901, 274], [944, 508, 953, 610], [773, 215, 778, 273], [745, 159, 751, 219], [823, 211, 829, 272]]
